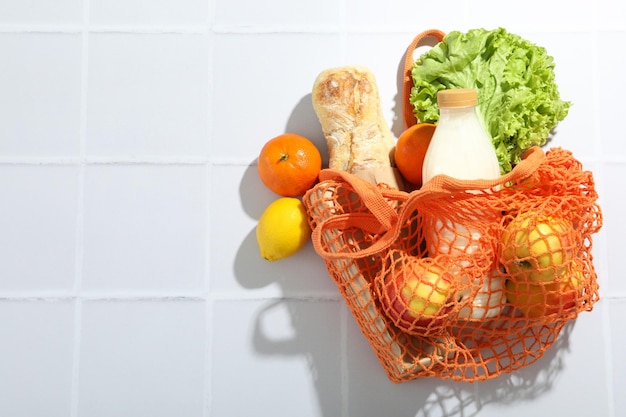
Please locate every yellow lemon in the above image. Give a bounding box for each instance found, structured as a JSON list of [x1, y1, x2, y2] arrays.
[[256, 197, 312, 261]]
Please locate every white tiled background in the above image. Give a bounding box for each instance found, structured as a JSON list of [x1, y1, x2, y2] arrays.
[[0, 0, 624, 416]]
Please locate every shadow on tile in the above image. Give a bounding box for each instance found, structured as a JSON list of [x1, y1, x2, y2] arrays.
[[348, 321, 575, 417], [284, 93, 328, 168]]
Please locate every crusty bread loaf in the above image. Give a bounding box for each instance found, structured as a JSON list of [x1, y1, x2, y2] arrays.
[[312, 65, 401, 187]]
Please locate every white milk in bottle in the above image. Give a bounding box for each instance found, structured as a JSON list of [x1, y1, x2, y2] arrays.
[[422, 88, 504, 319]]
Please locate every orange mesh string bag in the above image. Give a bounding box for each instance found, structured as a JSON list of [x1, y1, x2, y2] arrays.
[[303, 146, 602, 383], [402, 29, 445, 130]]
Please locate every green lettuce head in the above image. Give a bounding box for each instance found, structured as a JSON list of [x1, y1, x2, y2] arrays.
[[410, 27, 571, 173]]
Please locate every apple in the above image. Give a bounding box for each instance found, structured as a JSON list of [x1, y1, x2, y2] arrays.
[[379, 256, 454, 333], [501, 213, 575, 283], [505, 262, 584, 318]]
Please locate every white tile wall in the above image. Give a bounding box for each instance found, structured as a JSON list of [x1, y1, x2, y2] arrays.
[[0, 33, 82, 157], [89, 0, 207, 27], [76, 300, 206, 417], [0, 300, 75, 417], [85, 33, 209, 158], [0, 165, 79, 292], [0, 0, 624, 415], [81, 164, 207, 293], [0, 0, 82, 26]]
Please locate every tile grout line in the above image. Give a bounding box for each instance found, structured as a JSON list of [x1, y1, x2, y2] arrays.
[[0, 24, 207, 34], [204, 159, 214, 417], [590, 13, 615, 417], [340, 304, 349, 417], [2, 24, 610, 35], [3, 154, 626, 167], [0, 291, 344, 302], [2, 290, 619, 302], [204, 1, 215, 415], [338, 1, 348, 415], [69, 1, 90, 415], [584, 8, 615, 417], [588, 9, 614, 417]]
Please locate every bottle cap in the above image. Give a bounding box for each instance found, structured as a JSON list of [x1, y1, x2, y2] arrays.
[[437, 88, 478, 107]]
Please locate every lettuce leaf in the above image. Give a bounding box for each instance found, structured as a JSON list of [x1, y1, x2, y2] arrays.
[[410, 28, 571, 173]]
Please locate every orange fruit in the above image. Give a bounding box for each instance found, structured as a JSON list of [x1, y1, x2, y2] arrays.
[[257, 133, 322, 197], [394, 123, 436, 187]]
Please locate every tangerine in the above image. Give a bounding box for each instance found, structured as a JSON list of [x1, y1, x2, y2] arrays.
[[257, 133, 322, 197], [394, 123, 436, 187]]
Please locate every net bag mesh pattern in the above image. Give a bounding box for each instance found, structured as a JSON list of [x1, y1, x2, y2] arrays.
[[303, 147, 602, 383]]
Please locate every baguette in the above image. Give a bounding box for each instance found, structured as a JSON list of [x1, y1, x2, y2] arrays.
[[312, 65, 403, 189]]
